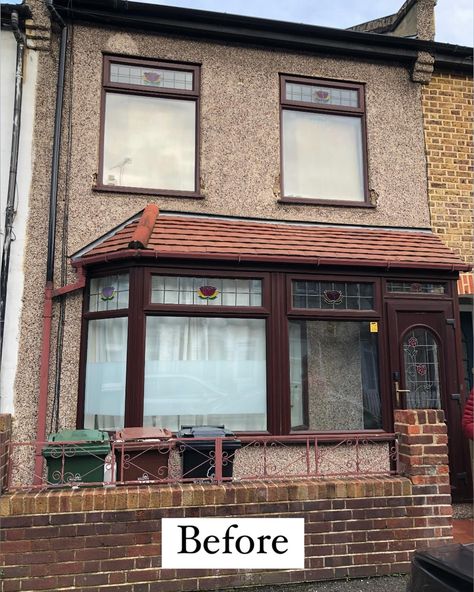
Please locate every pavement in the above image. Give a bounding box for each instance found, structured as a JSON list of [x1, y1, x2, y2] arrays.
[[222, 518, 473, 592], [223, 575, 409, 591]]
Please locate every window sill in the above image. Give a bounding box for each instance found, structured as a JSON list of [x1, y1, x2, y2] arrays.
[[93, 184, 205, 200], [279, 197, 375, 208]]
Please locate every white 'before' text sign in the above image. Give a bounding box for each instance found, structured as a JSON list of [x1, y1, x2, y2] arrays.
[[162, 518, 305, 569]]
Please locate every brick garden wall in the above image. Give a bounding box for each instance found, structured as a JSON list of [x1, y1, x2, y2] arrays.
[[422, 72, 473, 265], [0, 411, 452, 592]]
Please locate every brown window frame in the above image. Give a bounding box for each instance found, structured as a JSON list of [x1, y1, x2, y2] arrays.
[[96, 55, 202, 199], [78, 266, 273, 433], [279, 74, 371, 208], [383, 277, 451, 298], [77, 263, 395, 437], [287, 273, 381, 317]]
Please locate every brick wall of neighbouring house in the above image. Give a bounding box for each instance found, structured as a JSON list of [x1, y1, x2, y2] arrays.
[[0, 411, 452, 592], [422, 72, 473, 265]]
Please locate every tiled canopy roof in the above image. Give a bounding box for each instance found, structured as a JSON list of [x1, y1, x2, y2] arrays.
[[73, 205, 470, 272]]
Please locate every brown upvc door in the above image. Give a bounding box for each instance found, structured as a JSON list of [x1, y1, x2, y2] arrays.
[[387, 300, 472, 502]]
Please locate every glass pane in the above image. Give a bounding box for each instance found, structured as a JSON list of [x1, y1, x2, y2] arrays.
[[103, 93, 196, 191], [286, 82, 359, 108], [144, 317, 267, 431], [403, 328, 441, 409], [151, 276, 262, 307], [110, 63, 194, 90], [292, 280, 374, 310], [84, 318, 128, 430], [89, 274, 129, 311], [289, 320, 382, 431], [387, 281, 446, 294], [282, 110, 365, 201]]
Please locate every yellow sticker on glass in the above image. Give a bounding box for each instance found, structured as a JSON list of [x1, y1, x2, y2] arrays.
[[370, 322, 378, 333]]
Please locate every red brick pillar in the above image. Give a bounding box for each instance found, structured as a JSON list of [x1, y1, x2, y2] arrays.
[[394, 409, 452, 546], [0, 414, 12, 493]]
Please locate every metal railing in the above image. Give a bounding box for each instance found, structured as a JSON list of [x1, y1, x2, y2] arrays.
[[4, 433, 399, 492]]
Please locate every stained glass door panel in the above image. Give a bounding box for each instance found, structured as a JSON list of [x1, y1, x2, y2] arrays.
[[402, 328, 441, 409]]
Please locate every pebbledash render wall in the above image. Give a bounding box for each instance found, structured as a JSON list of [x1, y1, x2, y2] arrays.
[[0, 411, 453, 592], [422, 71, 474, 265], [12, 22, 432, 441]]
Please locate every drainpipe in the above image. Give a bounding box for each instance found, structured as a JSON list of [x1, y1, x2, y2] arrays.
[[0, 12, 26, 405], [34, 2, 69, 483]]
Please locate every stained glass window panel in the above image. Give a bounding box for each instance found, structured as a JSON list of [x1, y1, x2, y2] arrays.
[[403, 328, 441, 409], [292, 281, 374, 310], [151, 276, 262, 307], [110, 63, 193, 90], [387, 281, 446, 294], [89, 274, 129, 312], [286, 82, 359, 108]]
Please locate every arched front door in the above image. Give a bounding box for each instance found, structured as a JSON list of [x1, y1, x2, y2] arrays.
[[387, 300, 472, 502]]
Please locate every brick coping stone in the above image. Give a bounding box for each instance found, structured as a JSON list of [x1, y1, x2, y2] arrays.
[[0, 476, 411, 516]]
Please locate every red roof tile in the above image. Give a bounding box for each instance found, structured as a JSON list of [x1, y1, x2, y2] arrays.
[[74, 208, 471, 272]]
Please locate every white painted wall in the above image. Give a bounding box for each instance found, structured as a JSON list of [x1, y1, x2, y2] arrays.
[[0, 30, 38, 414]]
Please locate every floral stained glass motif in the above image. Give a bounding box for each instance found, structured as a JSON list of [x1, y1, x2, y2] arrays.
[[151, 276, 262, 307], [197, 286, 219, 300], [110, 63, 193, 91], [286, 82, 359, 108], [403, 328, 441, 409], [89, 274, 129, 312], [322, 290, 343, 305], [100, 286, 116, 301]]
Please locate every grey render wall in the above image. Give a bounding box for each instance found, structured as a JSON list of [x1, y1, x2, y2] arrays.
[[66, 26, 430, 253], [12, 23, 431, 438]]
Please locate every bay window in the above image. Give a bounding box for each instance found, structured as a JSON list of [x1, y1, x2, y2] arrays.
[[80, 268, 384, 435]]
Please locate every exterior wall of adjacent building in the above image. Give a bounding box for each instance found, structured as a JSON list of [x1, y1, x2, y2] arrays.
[[12, 21, 432, 441], [422, 71, 474, 394], [422, 71, 473, 264], [0, 28, 38, 416]]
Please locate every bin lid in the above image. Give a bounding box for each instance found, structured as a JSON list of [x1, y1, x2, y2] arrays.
[[114, 427, 173, 441], [178, 425, 235, 438], [43, 429, 110, 457], [48, 429, 109, 443]]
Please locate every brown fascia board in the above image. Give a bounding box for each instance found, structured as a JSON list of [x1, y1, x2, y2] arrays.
[[73, 248, 472, 273], [51, 0, 472, 72]]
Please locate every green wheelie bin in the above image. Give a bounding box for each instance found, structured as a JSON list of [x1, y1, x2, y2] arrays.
[[42, 429, 111, 485]]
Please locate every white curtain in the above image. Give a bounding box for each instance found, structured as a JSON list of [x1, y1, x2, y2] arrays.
[[84, 318, 128, 430], [103, 93, 195, 191], [144, 317, 267, 431], [282, 110, 364, 201]]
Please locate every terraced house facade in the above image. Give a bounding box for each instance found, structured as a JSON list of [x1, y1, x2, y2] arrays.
[[0, 0, 472, 590]]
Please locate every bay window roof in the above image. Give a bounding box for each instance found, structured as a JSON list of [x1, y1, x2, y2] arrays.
[[72, 204, 470, 272]]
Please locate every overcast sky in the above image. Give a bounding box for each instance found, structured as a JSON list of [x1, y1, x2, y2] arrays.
[[142, 0, 473, 46]]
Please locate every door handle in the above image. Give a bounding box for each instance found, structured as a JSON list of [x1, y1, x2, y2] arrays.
[[394, 381, 410, 408]]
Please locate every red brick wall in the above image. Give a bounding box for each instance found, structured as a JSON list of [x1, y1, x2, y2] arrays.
[[0, 410, 452, 592]]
